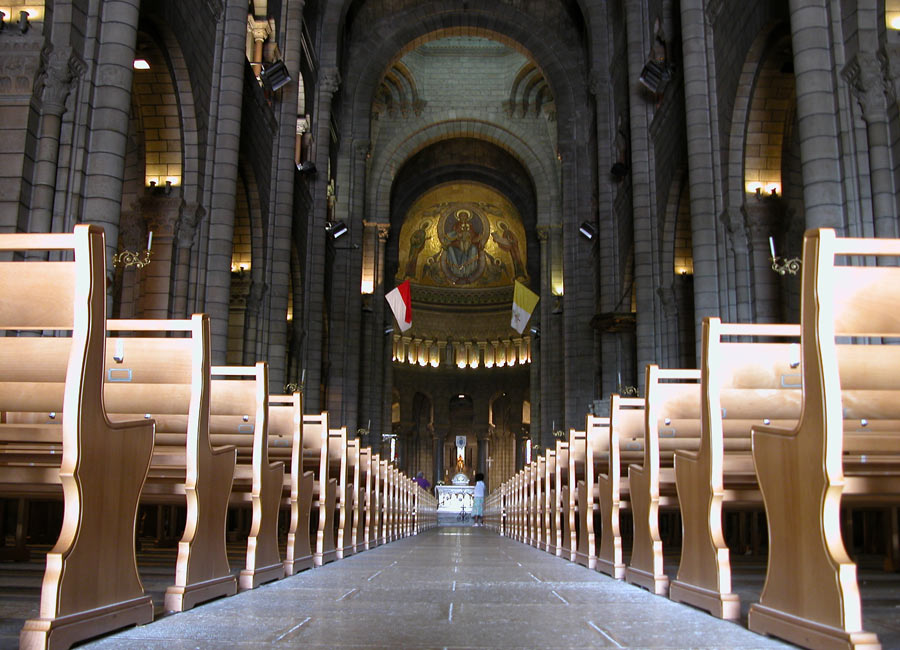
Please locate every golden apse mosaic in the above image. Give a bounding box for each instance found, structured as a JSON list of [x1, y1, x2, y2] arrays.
[[396, 182, 528, 288]]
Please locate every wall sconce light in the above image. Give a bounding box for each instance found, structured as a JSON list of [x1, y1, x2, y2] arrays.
[[0, 11, 6, 31], [529, 325, 540, 338], [552, 296, 563, 314], [579, 221, 597, 241], [768, 236, 801, 275], [17, 10, 29, 33], [114, 231, 153, 269], [296, 161, 316, 174], [325, 220, 348, 239], [149, 179, 173, 196], [260, 60, 292, 92]]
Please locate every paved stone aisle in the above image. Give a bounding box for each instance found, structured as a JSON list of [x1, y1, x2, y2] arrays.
[[81, 526, 793, 649]]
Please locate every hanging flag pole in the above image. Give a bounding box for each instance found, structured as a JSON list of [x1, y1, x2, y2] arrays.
[[510, 280, 539, 334], [385, 279, 413, 332]]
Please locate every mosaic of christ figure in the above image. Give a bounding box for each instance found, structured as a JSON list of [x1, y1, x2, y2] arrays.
[[438, 207, 489, 284]]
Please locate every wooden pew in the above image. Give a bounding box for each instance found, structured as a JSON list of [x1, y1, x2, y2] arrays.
[[574, 416, 610, 569], [534, 455, 545, 549], [542, 447, 557, 554], [267, 392, 315, 576], [209, 363, 284, 590], [529, 459, 541, 547], [565, 429, 586, 563], [748, 228, 900, 649], [103, 315, 238, 612], [553, 439, 571, 558], [669, 317, 801, 620], [596, 395, 644, 579], [302, 412, 336, 566], [0, 225, 155, 650], [328, 426, 351, 559], [626, 365, 701, 595], [350, 443, 370, 552], [366, 452, 382, 549]]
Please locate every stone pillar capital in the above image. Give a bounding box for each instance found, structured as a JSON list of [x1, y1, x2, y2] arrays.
[[38, 45, 84, 115], [320, 69, 342, 97], [844, 51, 888, 123], [247, 16, 272, 43]]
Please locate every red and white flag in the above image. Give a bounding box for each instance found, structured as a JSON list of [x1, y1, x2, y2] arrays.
[[385, 279, 412, 332]]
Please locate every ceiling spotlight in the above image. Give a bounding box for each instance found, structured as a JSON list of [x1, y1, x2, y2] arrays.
[[610, 161, 629, 181], [260, 60, 292, 92], [638, 59, 670, 95], [325, 221, 348, 239], [579, 221, 597, 241]]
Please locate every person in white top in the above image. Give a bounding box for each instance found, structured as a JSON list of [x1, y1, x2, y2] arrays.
[[472, 473, 486, 526]]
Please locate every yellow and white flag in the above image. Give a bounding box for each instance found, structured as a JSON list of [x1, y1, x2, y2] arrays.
[[511, 280, 539, 334]]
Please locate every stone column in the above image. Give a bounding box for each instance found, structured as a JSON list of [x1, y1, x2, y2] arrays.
[[302, 68, 341, 412], [138, 194, 182, 319], [787, 0, 846, 230], [243, 280, 267, 364], [743, 201, 782, 323], [536, 226, 556, 449], [432, 431, 445, 489], [679, 0, 726, 361], [845, 52, 897, 238], [29, 46, 84, 235], [360, 222, 389, 437], [171, 203, 204, 319], [80, 0, 140, 279], [203, 1, 248, 364]]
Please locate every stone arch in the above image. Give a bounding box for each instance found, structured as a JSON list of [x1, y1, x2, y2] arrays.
[[369, 119, 558, 226]]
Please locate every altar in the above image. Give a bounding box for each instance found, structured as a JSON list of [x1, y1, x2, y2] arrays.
[[435, 472, 474, 516]]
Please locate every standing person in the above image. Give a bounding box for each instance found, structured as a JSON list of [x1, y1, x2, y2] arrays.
[[472, 472, 486, 526], [414, 471, 430, 491]]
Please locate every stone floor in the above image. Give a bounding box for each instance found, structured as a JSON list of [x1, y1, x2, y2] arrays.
[[3, 524, 899, 648], [80, 526, 798, 649]]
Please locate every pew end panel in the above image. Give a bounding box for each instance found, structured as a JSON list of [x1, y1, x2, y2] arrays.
[[0, 227, 155, 649], [211, 363, 285, 591], [104, 315, 239, 613], [748, 229, 900, 649], [670, 318, 801, 621], [597, 395, 643, 579], [626, 366, 701, 596]]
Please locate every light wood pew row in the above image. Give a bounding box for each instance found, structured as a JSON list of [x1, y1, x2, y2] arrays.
[[0, 226, 155, 650], [564, 430, 585, 563], [534, 455, 545, 549], [328, 426, 351, 559], [209, 363, 284, 590], [515, 467, 526, 541], [350, 443, 369, 552], [597, 395, 644, 579], [748, 228, 900, 649], [267, 392, 315, 576], [574, 416, 611, 569], [366, 453, 382, 549], [302, 412, 336, 566], [508, 472, 519, 539], [553, 438, 572, 558], [669, 317, 801, 620], [543, 447, 557, 553], [626, 365, 701, 595], [529, 459, 541, 547], [103, 315, 238, 612], [378, 458, 391, 545], [515, 465, 526, 542]]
